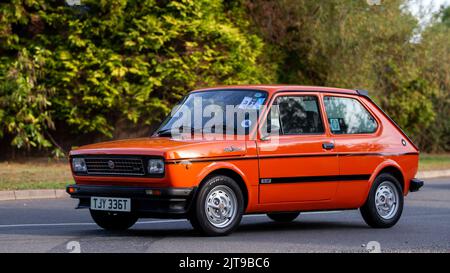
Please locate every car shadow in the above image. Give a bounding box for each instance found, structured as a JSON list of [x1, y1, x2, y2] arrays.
[[130, 220, 369, 238], [236, 220, 368, 233], [0, 219, 369, 238]]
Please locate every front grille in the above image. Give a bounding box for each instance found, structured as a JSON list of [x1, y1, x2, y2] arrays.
[[84, 158, 145, 176]]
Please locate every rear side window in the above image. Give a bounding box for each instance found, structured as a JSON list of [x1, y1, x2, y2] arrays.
[[323, 96, 378, 134], [275, 96, 324, 134]]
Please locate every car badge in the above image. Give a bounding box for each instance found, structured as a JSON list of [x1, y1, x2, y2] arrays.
[[224, 146, 242, 152], [107, 160, 115, 169]]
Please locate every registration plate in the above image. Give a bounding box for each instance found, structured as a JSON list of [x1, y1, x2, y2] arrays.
[[90, 197, 131, 212]]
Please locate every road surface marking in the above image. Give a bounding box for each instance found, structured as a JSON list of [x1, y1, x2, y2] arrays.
[[0, 211, 342, 228], [0, 219, 186, 229]]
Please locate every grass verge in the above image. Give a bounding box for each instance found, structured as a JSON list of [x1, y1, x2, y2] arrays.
[[0, 154, 449, 191], [419, 154, 450, 171], [0, 160, 72, 191]]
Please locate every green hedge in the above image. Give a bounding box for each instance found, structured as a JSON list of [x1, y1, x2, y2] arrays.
[[1, 0, 449, 155], [0, 0, 273, 155]]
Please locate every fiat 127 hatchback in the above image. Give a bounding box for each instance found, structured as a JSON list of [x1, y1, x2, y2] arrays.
[[67, 85, 424, 236]]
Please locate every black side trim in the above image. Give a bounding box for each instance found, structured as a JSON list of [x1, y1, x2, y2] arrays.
[[260, 153, 337, 159], [261, 174, 371, 184], [165, 152, 418, 164], [166, 156, 259, 164], [338, 152, 419, 157]]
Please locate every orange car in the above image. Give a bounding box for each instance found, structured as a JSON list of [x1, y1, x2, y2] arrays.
[[67, 85, 424, 236]]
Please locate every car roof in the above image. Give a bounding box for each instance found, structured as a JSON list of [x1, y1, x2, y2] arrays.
[[192, 84, 358, 96]]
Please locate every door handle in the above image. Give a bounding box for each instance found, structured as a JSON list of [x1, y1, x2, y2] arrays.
[[322, 142, 335, 150]]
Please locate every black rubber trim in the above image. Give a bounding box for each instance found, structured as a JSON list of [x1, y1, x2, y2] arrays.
[[356, 89, 369, 97], [66, 184, 193, 198], [409, 178, 424, 192], [260, 174, 371, 184]]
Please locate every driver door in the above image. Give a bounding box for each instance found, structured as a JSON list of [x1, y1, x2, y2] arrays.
[[257, 93, 339, 204]]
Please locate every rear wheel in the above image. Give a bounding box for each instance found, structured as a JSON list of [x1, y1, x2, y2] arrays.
[[189, 175, 244, 236], [90, 210, 138, 231], [360, 173, 403, 228], [267, 212, 300, 222]]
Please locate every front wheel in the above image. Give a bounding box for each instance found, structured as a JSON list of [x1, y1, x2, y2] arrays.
[[360, 173, 403, 228], [189, 175, 244, 236], [267, 212, 300, 222], [90, 210, 138, 231]]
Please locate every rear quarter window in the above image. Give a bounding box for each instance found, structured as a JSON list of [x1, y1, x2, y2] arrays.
[[323, 96, 378, 134]]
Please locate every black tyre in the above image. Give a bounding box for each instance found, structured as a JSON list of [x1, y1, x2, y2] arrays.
[[267, 212, 300, 222], [360, 173, 403, 228], [90, 210, 138, 231], [189, 175, 244, 236]]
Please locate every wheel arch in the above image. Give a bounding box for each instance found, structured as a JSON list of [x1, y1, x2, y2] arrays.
[[369, 160, 406, 195], [377, 166, 405, 191], [197, 166, 250, 211]]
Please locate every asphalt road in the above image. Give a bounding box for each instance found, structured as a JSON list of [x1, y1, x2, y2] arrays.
[[0, 178, 449, 253]]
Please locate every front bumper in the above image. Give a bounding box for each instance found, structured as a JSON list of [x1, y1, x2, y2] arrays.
[[66, 184, 196, 218], [409, 178, 424, 192]]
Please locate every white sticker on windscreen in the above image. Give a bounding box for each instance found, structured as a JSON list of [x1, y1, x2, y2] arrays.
[[241, 119, 252, 128], [238, 96, 253, 109], [238, 96, 265, 109]]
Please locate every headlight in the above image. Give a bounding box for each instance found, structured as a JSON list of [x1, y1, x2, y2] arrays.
[[148, 159, 164, 174], [72, 158, 87, 173]]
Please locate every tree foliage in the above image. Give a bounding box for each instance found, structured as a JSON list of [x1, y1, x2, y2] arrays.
[[0, 0, 449, 155], [0, 0, 272, 155], [246, 0, 449, 152]]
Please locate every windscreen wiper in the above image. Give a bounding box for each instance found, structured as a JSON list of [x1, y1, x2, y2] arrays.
[[156, 126, 202, 137], [155, 128, 173, 136]]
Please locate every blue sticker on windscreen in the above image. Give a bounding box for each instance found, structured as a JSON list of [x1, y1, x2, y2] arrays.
[[254, 98, 266, 108], [238, 97, 265, 109], [330, 119, 340, 131]]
